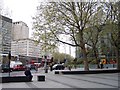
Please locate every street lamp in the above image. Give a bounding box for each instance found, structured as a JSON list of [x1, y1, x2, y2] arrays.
[[44, 28, 48, 73], [8, 51, 11, 77]]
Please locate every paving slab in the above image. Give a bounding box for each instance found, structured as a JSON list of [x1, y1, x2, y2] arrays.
[[0, 68, 120, 89]]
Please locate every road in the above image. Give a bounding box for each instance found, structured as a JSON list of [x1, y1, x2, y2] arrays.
[[0, 68, 120, 89]]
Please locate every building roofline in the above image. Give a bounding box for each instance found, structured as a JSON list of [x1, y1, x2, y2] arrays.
[[0, 14, 12, 23], [13, 21, 28, 27]]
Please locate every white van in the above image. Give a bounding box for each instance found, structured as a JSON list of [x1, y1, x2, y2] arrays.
[[10, 61, 25, 71]]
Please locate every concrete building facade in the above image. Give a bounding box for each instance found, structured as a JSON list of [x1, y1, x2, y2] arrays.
[[11, 21, 42, 63], [11, 38, 41, 58], [0, 16, 41, 64], [12, 21, 29, 40]]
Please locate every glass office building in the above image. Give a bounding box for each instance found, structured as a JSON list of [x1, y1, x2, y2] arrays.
[[0, 15, 12, 63]]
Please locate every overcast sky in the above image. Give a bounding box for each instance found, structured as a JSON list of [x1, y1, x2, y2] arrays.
[[3, 0, 75, 57]]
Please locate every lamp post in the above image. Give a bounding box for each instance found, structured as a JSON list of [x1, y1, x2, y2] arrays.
[[8, 51, 11, 77], [44, 29, 48, 73]]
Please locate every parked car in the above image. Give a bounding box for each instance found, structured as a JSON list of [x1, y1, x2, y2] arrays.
[[1, 64, 12, 73], [52, 64, 65, 70]]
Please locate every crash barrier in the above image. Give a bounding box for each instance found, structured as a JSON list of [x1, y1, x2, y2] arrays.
[[37, 75, 45, 81], [0, 76, 30, 83], [55, 69, 120, 75]]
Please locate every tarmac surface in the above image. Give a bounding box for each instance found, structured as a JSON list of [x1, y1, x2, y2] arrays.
[[0, 68, 120, 89]]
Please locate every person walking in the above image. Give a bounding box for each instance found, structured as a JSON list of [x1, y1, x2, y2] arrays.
[[100, 61, 103, 69], [50, 63, 53, 71], [35, 65, 38, 72]]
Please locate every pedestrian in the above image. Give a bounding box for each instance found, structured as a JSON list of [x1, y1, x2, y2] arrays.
[[68, 65, 71, 71], [100, 61, 103, 69], [24, 67, 33, 81], [35, 65, 38, 72], [50, 63, 53, 71], [112, 60, 116, 68]]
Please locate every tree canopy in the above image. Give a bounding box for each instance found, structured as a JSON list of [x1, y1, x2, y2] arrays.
[[32, 1, 120, 70]]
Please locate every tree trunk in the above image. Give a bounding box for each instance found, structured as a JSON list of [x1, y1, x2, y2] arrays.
[[93, 47, 100, 68], [81, 46, 89, 71], [79, 28, 89, 71], [94, 52, 99, 69]]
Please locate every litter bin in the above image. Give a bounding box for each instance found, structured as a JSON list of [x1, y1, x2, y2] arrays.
[[37, 75, 45, 81]]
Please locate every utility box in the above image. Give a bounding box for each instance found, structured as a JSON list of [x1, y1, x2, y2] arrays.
[[37, 75, 45, 81]]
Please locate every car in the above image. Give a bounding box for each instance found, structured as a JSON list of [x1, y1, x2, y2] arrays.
[[52, 64, 65, 70], [1, 64, 12, 73]]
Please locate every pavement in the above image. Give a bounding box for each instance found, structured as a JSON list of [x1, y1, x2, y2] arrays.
[[0, 68, 120, 89]]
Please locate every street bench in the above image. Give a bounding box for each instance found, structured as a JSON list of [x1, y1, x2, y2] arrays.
[[55, 69, 120, 75], [37, 75, 45, 81], [0, 76, 30, 83]]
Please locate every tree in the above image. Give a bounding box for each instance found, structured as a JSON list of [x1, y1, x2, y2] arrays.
[[52, 51, 74, 65], [33, 2, 99, 71], [32, 5, 58, 54], [84, 3, 111, 68], [103, 2, 120, 70], [95, 2, 120, 70]]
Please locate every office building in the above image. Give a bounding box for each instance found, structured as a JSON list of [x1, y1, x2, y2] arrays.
[[11, 21, 42, 63], [0, 15, 12, 54], [11, 38, 41, 58], [0, 15, 12, 63], [12, 21, 29, 40]]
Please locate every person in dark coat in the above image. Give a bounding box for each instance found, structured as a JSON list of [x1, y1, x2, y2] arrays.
[[24, 67, 33, 81]]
